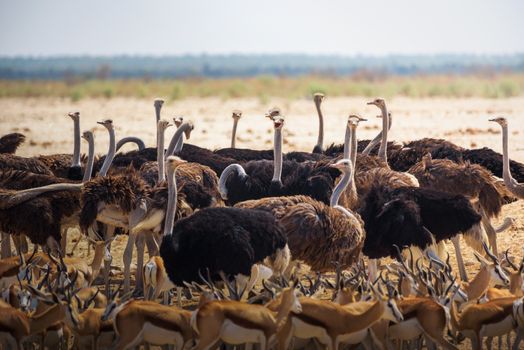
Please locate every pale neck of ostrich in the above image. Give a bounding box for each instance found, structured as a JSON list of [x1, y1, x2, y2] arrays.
[[218, 164, 247, 200], [166, 123, 191, 157], [350, 125, 358, 168], [174, 124, 183, 153], [343, 124, 351, 160], [116, 137, 146, 152], [82, 135, 95, 183], [500, 123, 524, 197], [272, 126, 283, 183], [99, 126, 116, 177], [164, 164, 178, 237], [231, 118, 240, 149], [157, 125, 167, 183], [314, 100, 324, 152], [71, 118, 81, 167], [3, 183, 83, 210], [378, 105, 389, 163], [362, 113, 392, 155], [330, 165, 353, 207]]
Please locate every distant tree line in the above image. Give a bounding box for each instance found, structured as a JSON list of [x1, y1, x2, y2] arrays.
[[0, 54, 523, 79]]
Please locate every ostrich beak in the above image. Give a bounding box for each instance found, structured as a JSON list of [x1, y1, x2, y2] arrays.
[[367, 101, 375, 106], [96, 121, 104, 125], [488, 118, 496, 122]]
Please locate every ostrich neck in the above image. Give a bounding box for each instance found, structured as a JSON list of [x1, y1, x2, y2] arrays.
[[378, 106, 389, 163], [272, 127, 283, 183], [164, 166, 178, 237], [330, 167, 353, 207], [174, 125, 183, 154], [82, 137, 95, 182], [155, 104, 162, 122], [231, 119, 239, 148], [343, 125, 351, 159], [116, 137, 146, 152], [99, 128, 115, 177], [362, 113, 393, 155], [350, 126, 358, 167], [501, 124, 524, 197], [166, 124, 190, 157], [315, 102, 324, 151], [3, 183, 83, 209], [157, 127, 166, 183], [71, 118, 81, 167]]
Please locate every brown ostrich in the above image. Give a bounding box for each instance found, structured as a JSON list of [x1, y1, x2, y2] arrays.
[[0, 130, 96, 256], [408, 153, 507, 279], [0, 133, 25, 154], [490, 117, 524, 199], [235, 158, 365, 272]]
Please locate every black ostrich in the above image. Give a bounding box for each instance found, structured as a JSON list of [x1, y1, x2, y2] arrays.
[[358, 183, 482, 277], [159, 156, 290, 291], [0, 133, 25, 154], [218, 115, 342, 206]]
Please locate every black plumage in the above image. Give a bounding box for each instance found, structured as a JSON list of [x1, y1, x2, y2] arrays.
[[214, 147, 327, 162], [358, 184, 481, 259], [464, 147, 524, 183], [223, 160, 341, 206], [159, 207, 288, 285]]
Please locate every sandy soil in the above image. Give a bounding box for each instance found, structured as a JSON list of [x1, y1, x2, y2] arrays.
[[1, 96, 523, 349]]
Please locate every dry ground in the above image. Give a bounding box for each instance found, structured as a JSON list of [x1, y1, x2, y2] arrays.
[[1, 96, 523, 349]]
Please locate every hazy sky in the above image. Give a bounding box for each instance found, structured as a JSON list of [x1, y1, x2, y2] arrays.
[[1, 0, 523, 56]]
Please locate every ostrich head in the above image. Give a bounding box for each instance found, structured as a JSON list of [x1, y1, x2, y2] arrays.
[[81, 131, 94, 142], [154, 99, 164, 109], [272, 115, 285, 130], [330, 159, 353, 172], [313, 92, 324, 106], [348, 114, 366, 127], [489, 117, 508, 127], [367, 98, 386, 110], [232, 109, 242, 120], [68, 112, 80, 121], [173, 116, 184, 128], [265, 107, 282, 119], [183, 122, 194, 140], [158, 119, 172, 131], [97, 119, 113, 129]]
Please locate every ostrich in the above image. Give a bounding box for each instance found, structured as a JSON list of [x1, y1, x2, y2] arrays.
[[0, 133, 25, 154], [358, 183, 482, 278], [36, 112, 84, 180], [408, 153, 506, 265], [352, 100, 419, 208], [490, 117, 524, 199], [0, 130, 96, 254], [159, 156, 290, 294], [235, 158, 365, 272], [218, 114, 343, 206]]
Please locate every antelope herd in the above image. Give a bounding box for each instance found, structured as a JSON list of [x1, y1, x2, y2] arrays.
[[0, 95, 523, 350]]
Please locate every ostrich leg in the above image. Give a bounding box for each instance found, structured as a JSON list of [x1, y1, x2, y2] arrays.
[[122, 232, 136, 294], [104, 225, 115, 298], [480, 210, 498, 257], [1, 232, 11, 258], [134, 232, 146, 296], [12, 234, 29, 255], [451, 236, 469, 282]]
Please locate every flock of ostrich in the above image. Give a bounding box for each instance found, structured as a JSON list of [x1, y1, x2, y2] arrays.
[[0, 93, 523, 350]]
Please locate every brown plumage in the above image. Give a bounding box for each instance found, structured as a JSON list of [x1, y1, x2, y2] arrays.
[[0, 154, 53, 175], [408, 154, 503, 218], [79, 166, 192, 232], [0, 133, 25, 154], [354, 167, 419, 208], [37, 153, 87, 180], [235, 195, 365, 272]]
